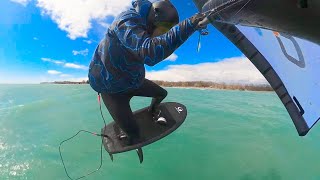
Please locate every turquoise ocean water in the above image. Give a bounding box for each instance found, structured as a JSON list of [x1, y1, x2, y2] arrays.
[[1, 84, 320, 180]]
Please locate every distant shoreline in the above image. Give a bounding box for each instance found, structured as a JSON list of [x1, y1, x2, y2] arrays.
[[153, 81, 273, 92], [41, 80, 273, 92]]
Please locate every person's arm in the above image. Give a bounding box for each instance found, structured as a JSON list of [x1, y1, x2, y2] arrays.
[[114, 12, 199, 66]]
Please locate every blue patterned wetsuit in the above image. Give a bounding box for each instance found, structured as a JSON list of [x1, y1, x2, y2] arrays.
[[88, 0, 197, 139]]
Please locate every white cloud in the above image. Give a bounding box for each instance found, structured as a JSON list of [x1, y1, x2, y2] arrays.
[[33, 37, 39, 41], [42, 75, 88, 83], [72, 49, 89, 56], [36, 0, 131, 39], [42, 57, 87, 70], [165, 53, 178, 61], [41, 58, 64, 65], [47, 70, 62, 75], [146, 57, 268, 85], [64, 77, 88, 82], [10, 0, 31, 6], [83, 40, 92, 44], [60, 74, 71, 78], [100, 22, 111, 29], [64, 63, 88, 70]]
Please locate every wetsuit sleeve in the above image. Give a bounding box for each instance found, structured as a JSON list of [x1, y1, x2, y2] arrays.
[[115, 13, 197, 66]]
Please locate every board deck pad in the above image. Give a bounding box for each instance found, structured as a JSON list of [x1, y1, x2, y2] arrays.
[[101, 102, 187, 154]]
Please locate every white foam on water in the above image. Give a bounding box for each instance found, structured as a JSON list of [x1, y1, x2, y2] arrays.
[[9, 162, 30, 177], [0, 137, 8, 151], [0, 104, 24, 112], [9, 171, 17, 176], [0, 143, 7, 151]]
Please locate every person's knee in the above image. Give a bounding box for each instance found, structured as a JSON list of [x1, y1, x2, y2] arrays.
[[161, 89, 168, 98]]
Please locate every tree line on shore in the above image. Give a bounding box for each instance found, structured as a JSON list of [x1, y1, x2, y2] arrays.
[[152, 80, 273, 91], [44, 80, 273, 91]]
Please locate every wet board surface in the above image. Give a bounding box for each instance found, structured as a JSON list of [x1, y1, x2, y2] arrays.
[[101, 102, 187, 154]]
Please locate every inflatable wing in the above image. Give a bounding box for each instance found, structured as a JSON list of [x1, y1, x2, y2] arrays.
[[193, 0, 320, 136]]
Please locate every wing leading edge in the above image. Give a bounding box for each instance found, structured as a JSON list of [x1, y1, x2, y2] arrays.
[[209, 21, 320, 136], [192, 0, 320, 135]]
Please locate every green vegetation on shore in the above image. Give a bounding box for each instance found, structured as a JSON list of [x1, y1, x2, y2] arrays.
[[41, 80, 273, 91], [153, 80, 273, 91]]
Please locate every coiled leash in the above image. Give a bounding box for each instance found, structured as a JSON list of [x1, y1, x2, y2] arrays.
[[59, 93, 111, 180]]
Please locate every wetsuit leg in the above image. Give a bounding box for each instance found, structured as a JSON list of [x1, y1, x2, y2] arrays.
[[101, 92, 140, 138], [130, 79, 168, 113]]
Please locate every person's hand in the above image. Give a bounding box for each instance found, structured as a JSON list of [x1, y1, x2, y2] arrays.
[[189, 13, 208, 30]]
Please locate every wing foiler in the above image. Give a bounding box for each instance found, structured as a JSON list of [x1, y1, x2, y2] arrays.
[[193, 0, 320, 136]]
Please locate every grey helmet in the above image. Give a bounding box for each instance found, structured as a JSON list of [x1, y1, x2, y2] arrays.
[[151, 0, 179, 30]]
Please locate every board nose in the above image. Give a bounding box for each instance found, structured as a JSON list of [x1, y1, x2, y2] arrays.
[[165, 102, 187, 121]]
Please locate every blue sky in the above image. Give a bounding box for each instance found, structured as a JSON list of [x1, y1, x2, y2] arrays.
[[0, 0, 267, 84]]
